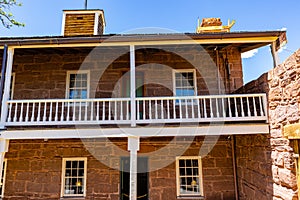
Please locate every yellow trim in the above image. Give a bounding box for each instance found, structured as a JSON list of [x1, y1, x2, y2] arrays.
[[0, 36, 279, 50], [197, 20, 236, 33]]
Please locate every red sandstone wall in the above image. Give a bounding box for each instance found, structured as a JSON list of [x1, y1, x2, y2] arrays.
[[267, 49, 300, 199], [3, 136, 235, 200], [11, 46, 243, 101], [235, 48, 300, 200]]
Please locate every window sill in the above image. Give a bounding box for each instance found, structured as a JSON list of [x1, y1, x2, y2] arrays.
[[177, 196, 204, 199], [60, 197, 85, 200]]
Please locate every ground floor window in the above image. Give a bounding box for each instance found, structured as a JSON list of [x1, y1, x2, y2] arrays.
[[61, 158, 87, 197], [0, 159, 7, 198], [176, 156, 203, 197]]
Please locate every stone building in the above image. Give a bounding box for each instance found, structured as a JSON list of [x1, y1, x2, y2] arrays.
[[0, 8, 292, 200]]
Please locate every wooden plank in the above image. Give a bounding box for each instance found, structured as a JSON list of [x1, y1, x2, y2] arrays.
[[284, 123, 300, 139]]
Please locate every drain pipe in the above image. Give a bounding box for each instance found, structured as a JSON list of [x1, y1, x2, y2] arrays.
[[231, 135, 239, 200], [0, 44, 8, 106]]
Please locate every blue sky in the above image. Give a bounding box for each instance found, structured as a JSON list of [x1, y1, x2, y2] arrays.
[[1, 0, 299, 83]]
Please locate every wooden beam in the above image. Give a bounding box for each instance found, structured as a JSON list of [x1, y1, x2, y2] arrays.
[[284, 123, 300, 139], [0, 124, 269, 140]]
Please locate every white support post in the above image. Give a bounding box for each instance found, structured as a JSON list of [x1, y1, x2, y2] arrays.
[[128, 136, 140, 200], [130, 45, 136, 127], [0, 48, 14, 128], [0, 139, 9, 185], [271, 41, 280, 68]]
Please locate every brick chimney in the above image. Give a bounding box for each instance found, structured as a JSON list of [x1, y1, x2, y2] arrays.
[[61, 9, 105, 36]]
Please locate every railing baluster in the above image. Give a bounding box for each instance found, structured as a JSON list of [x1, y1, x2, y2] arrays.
[[96, 101, 99, 121], [114, 101, 117, 120], [78, 102, 82, 121], [66, 102, 70, 121], [31, 102, 35, 122], [126, 101, 129, 120], [84, 101, 88, 121], [259, 96, 264, 116], [234, 97, 238, 117], [55, 101, 58, 121], [37, 102, 41, 122], [167, 100, 170, 120], [19, 102, 24, 122], [108, 101, 111, 120], [185, 98, 188, 119], [149, 100, 152, 120], [43, 102, 47, 122], [253, 97, 257, 117], [120, 100, 123, 120], [7, 102, 12, 122], [155, 100, 158, 119], [191, 99, 195, 119], [161, 100, 164, 119], [49, 102, 53, 121], [137, 100, 140, 120], [246, 97, 250, 117], [61, 102, 64, 121], [197, 98, 200, 119], [72, 101, 76, 121], [143, 100, 145, 120], [25, 103, 29, 122], [227, 97, 232, 118], [203, 99, 207, 119], [216, 98, 220, 118], [102, 101, 105, 121], [179, 99, 182, 119], [13, 103, 18, 122], [240, 97, 245, 117], [222, 97, 225, 118], [209, 98, 213, 118], [90, 101, 94, 121], [173, 99, 176, 119]]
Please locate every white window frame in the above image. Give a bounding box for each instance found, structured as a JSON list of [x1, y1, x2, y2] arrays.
[[61, 157, 87, 198], [65, 70, 90, 100], [176, 156, 204, 197], [0, 73, 15, 100], [173, 69, 197, 105], [0, 159, 7, 198]]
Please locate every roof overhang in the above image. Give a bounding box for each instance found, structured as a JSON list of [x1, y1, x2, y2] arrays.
[[0, 31, 287, 53]]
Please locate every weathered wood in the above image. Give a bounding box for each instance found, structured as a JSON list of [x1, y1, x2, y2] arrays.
[[284, 123, 300, 139]]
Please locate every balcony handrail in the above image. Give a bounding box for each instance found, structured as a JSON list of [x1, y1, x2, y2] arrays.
[[3, 93, 268, 126]]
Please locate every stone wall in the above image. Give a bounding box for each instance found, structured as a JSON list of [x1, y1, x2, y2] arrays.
[[268, 49, 300, 199], [3, 136, 235, 200], [235, 48, 300, 200], [11, 46, 243, 101]]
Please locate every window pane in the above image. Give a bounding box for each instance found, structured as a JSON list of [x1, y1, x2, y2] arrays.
[[180, 168, 185, 176], [192, 159, 198, 167], [68, 72, 88, 99], [66, 161, 71, 168], [186, 160, 192, 167], [179, 160, 185, 167], [178, 158, 201, 196], [63, 159, 86, 196], [78, 161, 84, 168]]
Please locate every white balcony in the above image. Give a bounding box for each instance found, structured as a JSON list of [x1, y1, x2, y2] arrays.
[[4, 94, 267, 127]]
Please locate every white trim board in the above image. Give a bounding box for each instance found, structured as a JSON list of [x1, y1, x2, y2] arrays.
[[0, 124, 269, 140]]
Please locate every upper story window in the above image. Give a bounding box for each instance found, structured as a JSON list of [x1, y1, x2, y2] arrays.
[[66, 71, 90, 99], [176, 156, 203, 197], [173, 70, 197, 97], [61, 158, 87, 197], [0, 159, 7, 198]]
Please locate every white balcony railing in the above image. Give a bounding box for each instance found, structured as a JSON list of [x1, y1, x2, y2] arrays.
[[4, 94, 268, 126]]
